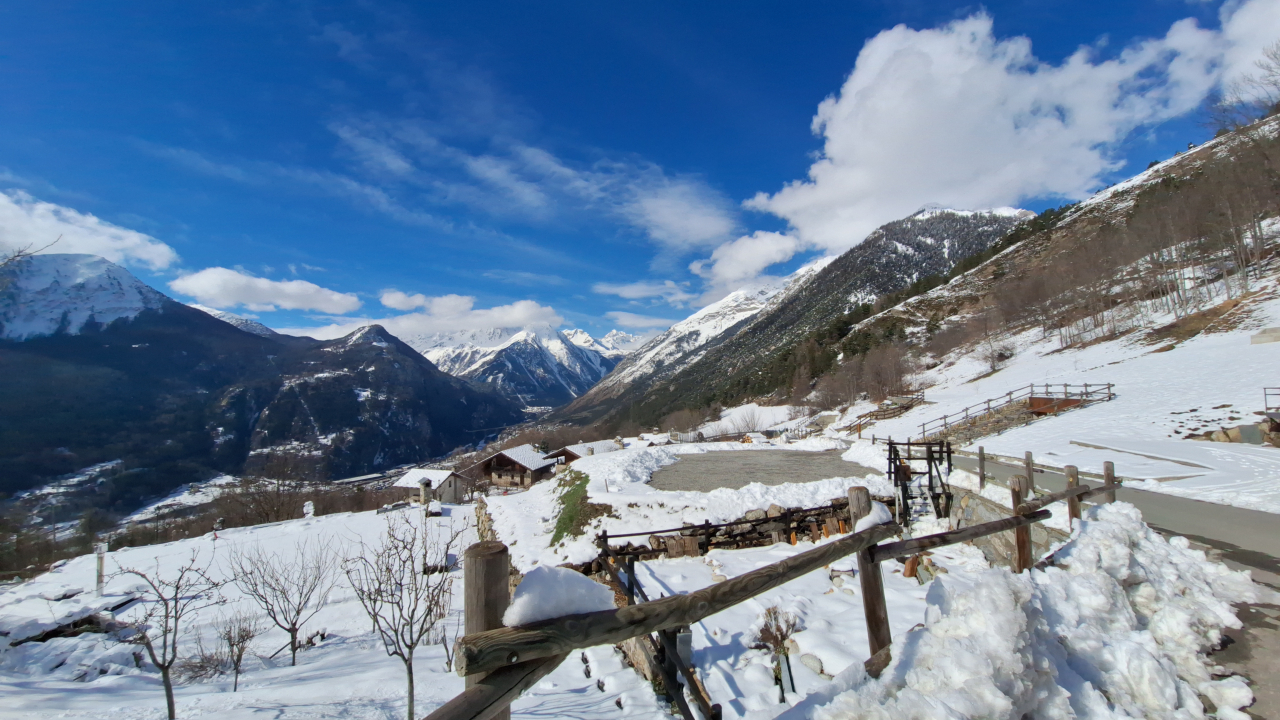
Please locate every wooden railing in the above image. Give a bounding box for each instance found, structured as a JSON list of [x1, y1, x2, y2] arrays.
[[916, 383, 1114, 440], [427, 475, 1118, 720], [1266, 387, 1280, 415], [841, 392, 926, 436]]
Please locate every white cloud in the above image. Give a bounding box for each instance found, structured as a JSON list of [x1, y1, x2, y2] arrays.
[[745, 11, 1239, 254], [279, 294, 563, 339], [0, 190, 178, 269], [380, 289, 430, 310], [169, 267, 362, 313], [620, 177, 736, 250], [689, 231, 802, 301], [604, 311, 676, 329], [1220, 0, 1280, 86], [592, 280, 695, 305]]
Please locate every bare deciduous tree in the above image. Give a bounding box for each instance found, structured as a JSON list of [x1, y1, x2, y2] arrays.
[[228, 538, 337, 666], [217, 609, 263, 691], [344, 517, 463, 720], [115, 551, 224, 720]]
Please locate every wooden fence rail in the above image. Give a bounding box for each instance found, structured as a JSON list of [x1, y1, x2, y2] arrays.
[[430, 462, 1120, 720], [916, 383, 1114, 440]]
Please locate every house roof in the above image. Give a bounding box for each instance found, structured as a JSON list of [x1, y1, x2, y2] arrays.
[[551, 439, 622, 460], [393, 468, 457, 489], [490, 444, 557, 472]]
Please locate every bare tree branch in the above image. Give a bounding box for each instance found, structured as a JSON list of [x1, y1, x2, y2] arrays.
[[114, 550, 225, 720], [227, 538, 337, 666], [344, 516, 463, 720]]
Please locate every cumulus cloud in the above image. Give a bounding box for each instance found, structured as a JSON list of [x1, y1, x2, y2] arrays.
[[169, 267, 362, 313], [279, 294, 563, 340], [592, 280, 696, 305], [745, 13, 1235, 253], [380, 289, 430, 310], [0, 190, 178, 269], [689, 231, 802, 301], [604, 311, 676, 329]]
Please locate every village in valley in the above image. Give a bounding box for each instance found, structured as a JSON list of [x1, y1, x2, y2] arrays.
[[2, 3, 1280, 720]]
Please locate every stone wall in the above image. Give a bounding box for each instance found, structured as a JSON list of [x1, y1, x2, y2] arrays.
[[950, 488, 1069, 569]]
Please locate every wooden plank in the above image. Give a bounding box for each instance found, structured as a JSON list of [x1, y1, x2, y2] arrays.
[[848, 487, 871, 521], [977, 446, 986, 491], [1065, 465, 1081, 529], [858, 548, 890, 656], [464, 542, 513, 720], [456, 523, 900, 677], [869, 509, 1050, 563], [1024, 452, 1036, 496], [1103, 461, 1117, 504], [423, 654, 567, 720], [1010, 475, 1033, 572]]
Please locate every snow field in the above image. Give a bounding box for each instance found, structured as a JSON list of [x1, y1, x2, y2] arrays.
[[0, 505, 660, 720]]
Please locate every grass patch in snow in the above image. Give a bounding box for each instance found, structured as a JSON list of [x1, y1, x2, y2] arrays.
[[549, 470, 614, 546]]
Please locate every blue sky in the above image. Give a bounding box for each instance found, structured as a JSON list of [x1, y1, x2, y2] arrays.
[[1, 0, 1276, 339]]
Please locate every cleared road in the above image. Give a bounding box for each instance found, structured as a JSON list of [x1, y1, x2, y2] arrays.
[[649, 450, 877, 492], [953, 454, 1280, 587]]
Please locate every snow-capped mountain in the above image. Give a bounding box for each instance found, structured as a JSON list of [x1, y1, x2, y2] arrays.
[[579, 257, 836, 404], [189, 304, 278, 337], [399, 325, 624, 407], [0, 254, 522, 504], [0, 253, 167, 340], [557, 208, 1028, 424]]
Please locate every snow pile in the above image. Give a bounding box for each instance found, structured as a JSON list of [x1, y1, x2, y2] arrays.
[[785, 502, 1266, 720], [503, 566, 617, 626], [853, 501, 893, 533], [0, 586, 137, 646]]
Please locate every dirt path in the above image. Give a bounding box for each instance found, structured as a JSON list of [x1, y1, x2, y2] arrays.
[[648, 450, 878, 492]]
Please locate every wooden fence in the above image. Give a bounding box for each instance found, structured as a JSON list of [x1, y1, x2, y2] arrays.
[[916, 383, 1114, 440], [426, 470, 1120, 720]]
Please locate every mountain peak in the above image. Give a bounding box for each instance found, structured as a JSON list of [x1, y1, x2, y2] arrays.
[[0, 253, 167, 340]]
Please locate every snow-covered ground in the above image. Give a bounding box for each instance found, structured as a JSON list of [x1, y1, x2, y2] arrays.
[[0, 505, 661, 720], [828, 278, 1280, 514], [3, 431, 1272, 719]]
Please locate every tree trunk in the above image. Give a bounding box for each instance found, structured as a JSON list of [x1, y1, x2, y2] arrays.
[[405, 656, 415, 720], [290, 629, 298, 666], [161, 666, 176, 720]]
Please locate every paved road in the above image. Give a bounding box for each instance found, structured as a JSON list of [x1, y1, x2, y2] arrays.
[[953, 455, 1280, 587], [649, 450, 877, 492]]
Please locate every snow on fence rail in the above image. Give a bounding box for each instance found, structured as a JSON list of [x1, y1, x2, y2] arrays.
[[427, 481, 1117, 720], [916, 382, 1114, 440]]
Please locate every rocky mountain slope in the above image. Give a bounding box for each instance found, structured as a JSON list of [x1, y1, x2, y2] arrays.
[[401, 325, 624, 408], [0, 254, 522, 511], [556, 208, 1029, 425]]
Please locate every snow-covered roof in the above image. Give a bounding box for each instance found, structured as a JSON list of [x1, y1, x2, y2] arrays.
[[551, 440, 622, 459], [622, 437, 655, 448], [393, 468, 457, 489], [491, 444, 557, 471]]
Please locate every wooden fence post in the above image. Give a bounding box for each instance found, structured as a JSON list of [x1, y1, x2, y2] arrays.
[[1010, 475, 1033, 572], [95, 542, 107, 597], [977, 446, 986, 491], [1064, 465, 1081, 529], [1023, 451, 1036, 496], [465, 541, 512, 720], [1103, 461, 1117, 504], [849, 487, 891, 657]]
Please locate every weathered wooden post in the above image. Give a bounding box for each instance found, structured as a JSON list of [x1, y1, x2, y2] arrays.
[[1103, 461, 1117, 504], [95, 542, 107, 596], [1064, 465, 1081, 529], [465, 541, 512, 720], [1023, 451, 1036, 496], [1009, 475, 1033, 572], [849, 487, 890, 657], [977, 446, 986, 491]]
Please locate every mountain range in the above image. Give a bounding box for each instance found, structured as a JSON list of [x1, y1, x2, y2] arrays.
[[398, 326, 640, 409], [555, 207, 1032, 425], [0, 254, 523, 512]]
